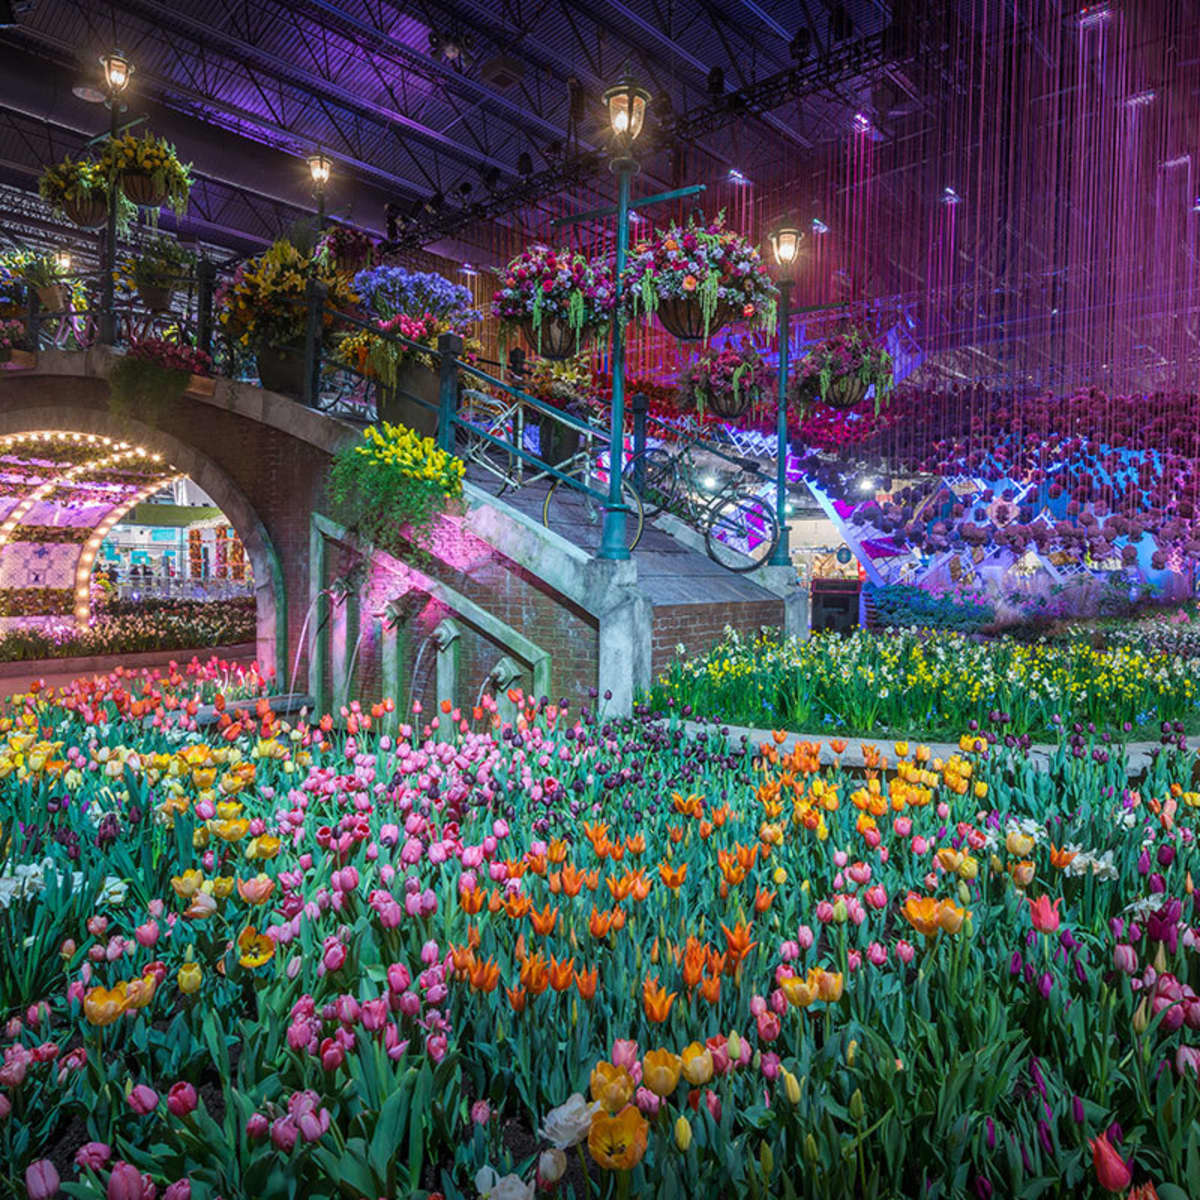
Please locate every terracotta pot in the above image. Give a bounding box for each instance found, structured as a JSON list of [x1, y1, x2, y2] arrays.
[[655, 297, 735, 341], [138, 284, 175, 312], [521, 316, 588, 361], [35, 285, 67, 313], [824, 375, 870, 410], [256, 346, 308, 398], [63, 194, 108, 229], [538, 414, 583, 465], [185, 374, 215, 398], [377, 361, 439, 437], [121, 170, 169, 209]]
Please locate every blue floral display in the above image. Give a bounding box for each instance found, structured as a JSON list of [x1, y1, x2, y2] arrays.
[[353, 265, 480, 329]]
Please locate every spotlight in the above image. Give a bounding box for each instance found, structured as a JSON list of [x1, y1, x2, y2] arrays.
[[517, 151, 533, 176], [459, 263, 478, 277], [1125, 89, 1155, 107], [852, 111, 872, 133], [789, 27, 811, 59], [707, 66, 724, 97], [728, 168, 750, 185], [812, 218, 829, 235], [942, 186, 962, 205], [859, 477, 876, 492]]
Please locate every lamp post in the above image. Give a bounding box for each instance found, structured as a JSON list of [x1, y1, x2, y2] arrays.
[[767, 222, 803, 567], [307, 152, 332, 229], [597, 65, 649, 562], [98, 49, 132, 345]]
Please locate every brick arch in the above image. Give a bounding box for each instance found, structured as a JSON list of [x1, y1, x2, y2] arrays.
[[0, 401, 286, 675]]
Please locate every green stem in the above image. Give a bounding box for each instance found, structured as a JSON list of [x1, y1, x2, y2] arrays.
[[576, 1142, 593, 1199]]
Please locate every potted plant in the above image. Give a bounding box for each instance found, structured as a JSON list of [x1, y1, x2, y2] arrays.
[[350, 265, 481, 429], [327, 420, 466, 554], [108, 337, 214, 425], [37, 156, 121, 229], [0, 318, 28, 365], [21, 253, 71, 313], [526, 352, 598, 464], [100, 131, 192, 214], [317, 225, 377, 275], [0, 251, 31, 319], [491, 246, 615, 360], [215, 239, 357, 398], [622, 212, 777, 341], [679, 337, 772, 420], [796, 324, 894, 412], [132, 235, 197, 311]]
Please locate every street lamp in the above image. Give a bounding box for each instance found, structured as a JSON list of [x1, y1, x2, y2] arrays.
[[597, 65, 650, 561], [98, 49, 132, 345], [307, 151, 332, 227], [767, 221, 804, 567]]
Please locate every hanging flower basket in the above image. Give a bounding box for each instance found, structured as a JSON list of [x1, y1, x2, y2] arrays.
[[521, 315, 590, 361], [825, 375, 870, 410], [62, 194, 108, 229], [656, 298, 737, 342], [121, 170, 170, 209], [492, 246, 615, 361], [35, 284, 68, 313], [701, 380, 753, 419], [138, 284, 175, 312], [681, 337, 771, 422], [256, 345, 308, 398]]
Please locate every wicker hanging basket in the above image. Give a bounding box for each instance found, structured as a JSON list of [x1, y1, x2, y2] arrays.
[[522, 316, 589, 361], [655, 297, 736, 341], [138, 284, 175, 312], [121, 170, 169, 209], [63, 194, 108, 229], [824, 375, 870, 410], [702, 382, 756, 420]]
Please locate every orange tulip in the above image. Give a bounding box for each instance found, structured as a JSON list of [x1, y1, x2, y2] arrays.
[[642, 1048, 682, 1097], [642, 975, 677, 1023], [469, 957, 500, 993], [721, 920, 757, 969], [625, 834, 646, 856], [658, 861, 687, 889], [607, 873, 633, 902], [753, 886, 776, 914], [549, 955, 576, 991], [547, 838, 569, 863], [590, 1061, 635, 1113], [459, 886, 484, 914], [574, 965, 599, 1000], [682, 942, 706, 989], [503, 893, 532, 920], [505, 985, 527, 1013], [449, 943, 475, 975], [236, 874, 275, 905], [901, 893, 942, 937], [1049, 844, 1079, 869], [937, 899, 969, 935], [83, 983, 127, 1026], [528, 903, 559, 936], [816, 970, 844, 1002], [560, 864, 585, 897], [520, 951, 550, 996], [698, 973, 721, 1004], [588, 1104, 648, 1170]]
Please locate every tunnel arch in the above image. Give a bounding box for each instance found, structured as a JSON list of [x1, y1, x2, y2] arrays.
[[0, 403, 285, 677]]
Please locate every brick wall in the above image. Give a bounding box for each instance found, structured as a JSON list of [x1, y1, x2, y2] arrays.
[[651, 598, 784, 680]]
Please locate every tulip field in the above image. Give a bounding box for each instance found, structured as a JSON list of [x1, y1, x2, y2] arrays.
[[3, 660, 1200, 1199]]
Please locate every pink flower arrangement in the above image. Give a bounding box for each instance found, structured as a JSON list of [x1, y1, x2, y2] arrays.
[[491, 246, 616, 349], [128, 337, 213, 378]]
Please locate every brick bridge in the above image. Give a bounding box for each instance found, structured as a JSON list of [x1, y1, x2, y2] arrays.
[[0, 349, 802, 716]]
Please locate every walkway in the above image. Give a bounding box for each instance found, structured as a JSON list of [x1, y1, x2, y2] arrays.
[[682, 719, 1199, 773]]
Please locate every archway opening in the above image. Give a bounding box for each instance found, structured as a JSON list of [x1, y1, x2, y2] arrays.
[[0, 430, 258, 668]]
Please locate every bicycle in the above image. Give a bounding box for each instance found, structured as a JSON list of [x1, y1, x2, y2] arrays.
[[625, 437, 780, 571], [455, 386, 645, 553]]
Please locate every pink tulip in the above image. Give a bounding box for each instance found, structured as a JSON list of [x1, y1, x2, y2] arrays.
[[75, 1142, 112, 1169], [106, 1162, 155, 1200], [611, 1039, 639, 1070], [24, 1159, 59, 1200], [246, 1113, 269, 1139], [167, 1082, 197, 1116], [896, 940, 916, 964], [163, 1182, 191, 1200], [127, 1084, 158, 1115], [270, 1115, 298, 1153]]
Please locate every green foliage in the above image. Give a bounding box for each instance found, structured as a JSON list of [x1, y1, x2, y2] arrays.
[[108, 354, 191, 426]]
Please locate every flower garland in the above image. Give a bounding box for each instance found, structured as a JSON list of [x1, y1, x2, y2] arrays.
[[491, 246, 616, 353], [621, 212, 777, 335]]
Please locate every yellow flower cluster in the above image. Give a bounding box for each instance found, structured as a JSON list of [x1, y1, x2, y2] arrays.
[[356, 421, 465, 498]]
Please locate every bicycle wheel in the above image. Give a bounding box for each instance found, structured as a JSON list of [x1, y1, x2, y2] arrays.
[[624, 447, 678, 519], [542, 466, 645, 553], [705, 489, 780, 571]]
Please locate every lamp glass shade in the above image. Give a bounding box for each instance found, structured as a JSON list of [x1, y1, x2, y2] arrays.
[[101, 50, 132, 93], [53, 250, 72, 274], [604, 78, 649, 142], [769, 225, 804, 267], [307, 153, 333, 187]]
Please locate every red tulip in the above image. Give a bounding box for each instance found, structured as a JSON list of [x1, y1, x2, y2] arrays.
[[1088, 1133, 1132, 1193], [1028, 895, 1062, 934]]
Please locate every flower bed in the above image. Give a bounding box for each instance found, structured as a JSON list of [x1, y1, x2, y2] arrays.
[[650, 625, 1200, 740], [0, 598, 255, 663], [1, 680, 1199, 1197]]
